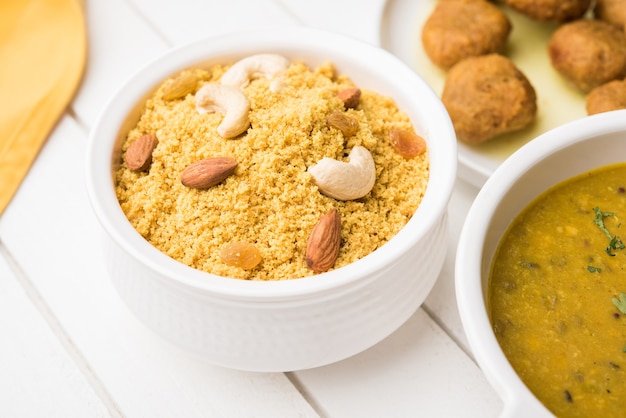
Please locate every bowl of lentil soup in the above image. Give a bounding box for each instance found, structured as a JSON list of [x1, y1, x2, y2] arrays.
[[85, 28, 457, 372], [456, 109, 626, 417]]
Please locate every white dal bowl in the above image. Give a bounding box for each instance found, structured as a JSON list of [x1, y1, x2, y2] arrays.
[[456, 110, 626, 416]]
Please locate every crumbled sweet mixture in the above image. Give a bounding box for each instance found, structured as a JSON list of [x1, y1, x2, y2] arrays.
[[115, 61, 429, 280]]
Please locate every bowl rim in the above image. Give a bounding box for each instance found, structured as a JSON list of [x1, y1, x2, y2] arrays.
[[455, 109, 626, 412], [85, 27, 457, 301]]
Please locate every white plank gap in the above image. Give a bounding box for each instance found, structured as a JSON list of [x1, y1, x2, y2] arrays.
[[423, 178, 480, 355], [293, 309, 503, 418], [71, 0, 170, 128], [0, 244, 112, 418], [127, 0, 300, 46], [275, 0, 387, 45]]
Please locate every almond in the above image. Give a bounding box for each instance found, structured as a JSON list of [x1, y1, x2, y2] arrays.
[[125, 134, 158, 172], [337, 87, 361, 109], [162, 71, 198, 101], [181, 157, 238, 189], [388, 128, 427, 160], [305, 209, 342, 273]]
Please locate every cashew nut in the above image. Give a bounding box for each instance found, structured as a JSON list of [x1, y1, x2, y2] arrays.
[[195, 83, 250, 138], [269, 77, 286, 93], [220, 54, 290, 89], [307, 146, 376, 201]]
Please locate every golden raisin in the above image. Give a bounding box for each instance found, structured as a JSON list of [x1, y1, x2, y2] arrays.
[[388, 128, 427, 159], [162, 71, 198, 101], [219, 242, 262, 270], [326, 110, 359, 136]]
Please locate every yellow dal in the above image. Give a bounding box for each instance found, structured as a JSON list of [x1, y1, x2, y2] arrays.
[[490, 163, 626, 418]]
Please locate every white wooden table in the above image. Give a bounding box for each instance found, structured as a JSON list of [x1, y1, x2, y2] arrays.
[[0, 1, 505, 416]]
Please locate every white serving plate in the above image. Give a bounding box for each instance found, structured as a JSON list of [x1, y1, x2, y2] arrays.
[[379, 0, 587, 187]]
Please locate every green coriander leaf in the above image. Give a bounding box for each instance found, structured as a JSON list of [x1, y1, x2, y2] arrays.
[[593, 207, 624, 256], [594, 207, 615, 239], [611, 236, 625, 251], [612, 293, 626, 315], [587, 265, 602, 273]]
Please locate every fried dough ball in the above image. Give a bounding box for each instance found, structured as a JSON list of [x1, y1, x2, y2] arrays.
[[442, 54, 537, 144], [422, 0, 511, 70], [594, 0, 626, 31], [548, 20, 626, 92], [504, 0, 591, 22], [586, 79, 626, 115]]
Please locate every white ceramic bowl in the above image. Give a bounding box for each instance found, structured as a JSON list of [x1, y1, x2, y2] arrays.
[[86, 27, 457, 372], [456, 109, 626, 417]]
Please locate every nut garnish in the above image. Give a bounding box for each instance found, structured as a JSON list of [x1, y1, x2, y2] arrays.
[[220, 54, 290, 89], [181, 157, 238, 189], [220, 242, 262, 270], [125, 134, 158, 172], [195, 83, 251, 138], [388, 129, 427, 160], [306, 209, 342, 273], [326, 110, 359, 136], [307, 146, 376, 201], [337, 87, 361, 109], [162, 72, 198, 101]]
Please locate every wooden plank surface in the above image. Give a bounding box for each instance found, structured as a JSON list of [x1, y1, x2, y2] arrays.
[[0, 116, 319, 418], [0, 245, 111, 418], [0, 0, 504, 416]]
